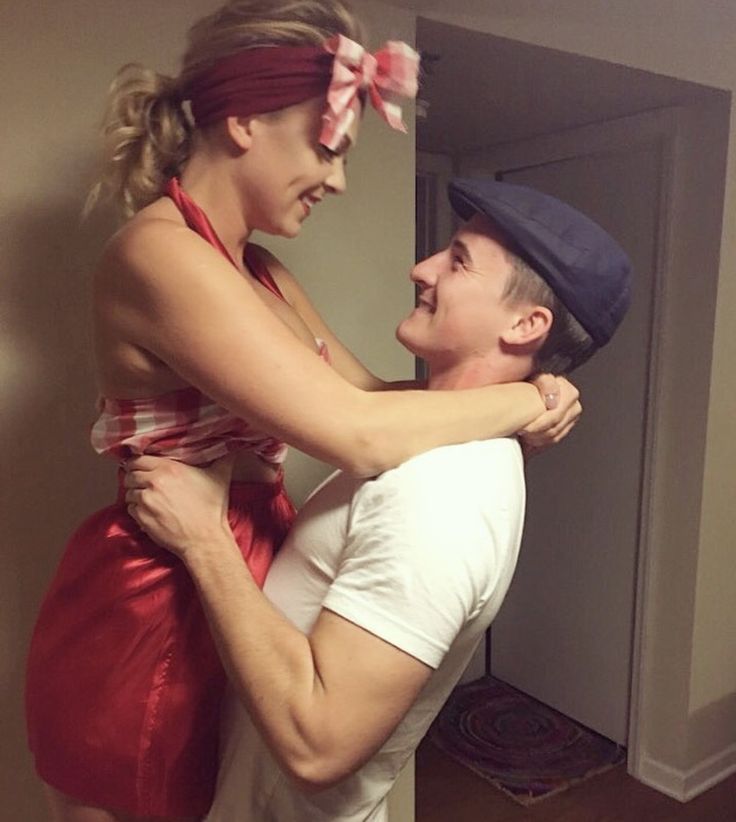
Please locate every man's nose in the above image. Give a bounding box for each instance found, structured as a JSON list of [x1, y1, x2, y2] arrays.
[[411, 251, 443, 286]]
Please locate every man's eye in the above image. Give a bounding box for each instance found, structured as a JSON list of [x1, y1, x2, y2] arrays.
[[451, 256, 465, 270]]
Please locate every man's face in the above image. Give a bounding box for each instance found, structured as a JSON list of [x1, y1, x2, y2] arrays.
[[396, 214, 519, 364]]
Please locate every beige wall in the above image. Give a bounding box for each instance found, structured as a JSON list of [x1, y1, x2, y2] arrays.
[[257, 0, 417, 505], [394, 0, 736, 789], [1, 1, 415, 819]]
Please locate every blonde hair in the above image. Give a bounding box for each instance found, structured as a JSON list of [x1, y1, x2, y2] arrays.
[[86, 0, 365, 219]]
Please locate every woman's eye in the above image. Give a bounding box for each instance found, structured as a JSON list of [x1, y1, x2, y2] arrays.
[[319, 145, 339, 161]]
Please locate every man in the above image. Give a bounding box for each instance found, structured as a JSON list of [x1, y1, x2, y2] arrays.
[[125, 178, 631, 821]]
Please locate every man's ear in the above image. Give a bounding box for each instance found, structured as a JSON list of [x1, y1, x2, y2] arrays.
[[225, 115, 255, 152], [501, 306, 553, 347]]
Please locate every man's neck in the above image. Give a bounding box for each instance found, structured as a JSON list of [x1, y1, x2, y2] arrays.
[[426, 356, 531, 391]]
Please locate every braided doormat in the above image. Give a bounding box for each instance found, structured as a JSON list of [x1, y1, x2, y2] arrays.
[[430, 675, 626, 805]]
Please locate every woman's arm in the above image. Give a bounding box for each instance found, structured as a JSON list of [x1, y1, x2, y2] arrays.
[[270, 254, 573, 417], [248, 245, 393, 391], [100, 221, 566, 476]]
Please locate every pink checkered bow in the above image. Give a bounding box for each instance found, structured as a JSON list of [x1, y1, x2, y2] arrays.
[[320, 35, 420, 151]]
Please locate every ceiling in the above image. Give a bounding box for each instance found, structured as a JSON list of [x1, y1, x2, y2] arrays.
[[413, 16, 727, 155]]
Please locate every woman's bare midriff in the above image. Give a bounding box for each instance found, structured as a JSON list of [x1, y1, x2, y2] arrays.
[[230, 449, 282, 484]]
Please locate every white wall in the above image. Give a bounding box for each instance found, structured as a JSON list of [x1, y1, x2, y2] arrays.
[[0, 1, 415, 819]]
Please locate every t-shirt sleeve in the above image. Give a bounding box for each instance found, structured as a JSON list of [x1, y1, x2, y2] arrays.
[[321, 450, 508, 669]]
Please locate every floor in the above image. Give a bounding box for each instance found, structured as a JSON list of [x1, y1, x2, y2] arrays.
[[415, 738, 736, 822]]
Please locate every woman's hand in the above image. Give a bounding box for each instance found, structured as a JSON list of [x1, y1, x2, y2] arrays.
[[520, 374, 582, 459], [123, 454, 235, 557]]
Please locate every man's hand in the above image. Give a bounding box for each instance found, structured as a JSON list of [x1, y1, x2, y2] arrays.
[[123, 454, 235, 556], [520, 374, 582, 458]]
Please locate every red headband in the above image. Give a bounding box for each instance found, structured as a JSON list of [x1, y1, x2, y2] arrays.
[[184, 45, 332, 128], [183, 36, 420, 149]]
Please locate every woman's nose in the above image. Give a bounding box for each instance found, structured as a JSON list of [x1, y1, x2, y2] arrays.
[[325, 158, 347, 195]]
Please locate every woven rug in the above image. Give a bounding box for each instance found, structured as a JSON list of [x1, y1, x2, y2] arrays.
[[429, 675, 626, 806]]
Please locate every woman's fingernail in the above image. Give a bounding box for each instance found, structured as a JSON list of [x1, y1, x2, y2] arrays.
[[544, 393, 559, 409]]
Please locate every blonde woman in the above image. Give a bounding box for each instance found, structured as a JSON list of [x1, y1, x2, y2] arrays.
[[25, 2, 580, 820]]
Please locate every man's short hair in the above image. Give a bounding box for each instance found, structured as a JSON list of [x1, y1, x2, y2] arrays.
[[449, 178, 632, 353], [502, 250, 596, 375]]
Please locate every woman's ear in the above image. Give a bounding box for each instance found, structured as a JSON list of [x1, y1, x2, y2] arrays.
[[225, 115, 255, 152], [501, 306, 553, 347]]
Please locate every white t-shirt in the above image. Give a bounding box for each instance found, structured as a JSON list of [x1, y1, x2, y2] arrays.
[[207, 438, 526, 822]]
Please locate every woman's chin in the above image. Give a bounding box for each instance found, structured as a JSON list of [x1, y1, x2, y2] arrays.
[[278, 220, 304, 239]]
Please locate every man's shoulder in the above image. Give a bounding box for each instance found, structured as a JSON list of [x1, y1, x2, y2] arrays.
[[349, 437, 524, 517], [309, 437, 523, 515], [381, 437, 522, 485]]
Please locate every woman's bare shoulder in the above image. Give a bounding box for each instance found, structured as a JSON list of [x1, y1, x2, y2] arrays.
[[95, 200, 240, 311], [98, 199, 189, 281]]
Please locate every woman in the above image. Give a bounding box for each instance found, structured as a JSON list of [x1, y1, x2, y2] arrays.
[[25, 2, 580, 821]]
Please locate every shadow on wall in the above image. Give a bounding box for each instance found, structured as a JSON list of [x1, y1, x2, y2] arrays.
[[1, 170, 119, 815]]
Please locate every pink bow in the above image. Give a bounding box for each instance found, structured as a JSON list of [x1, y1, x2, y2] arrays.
[[320, 35, 420, 151]]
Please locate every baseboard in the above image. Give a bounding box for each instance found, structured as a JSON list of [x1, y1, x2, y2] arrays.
[[636, 744, 736, 802]]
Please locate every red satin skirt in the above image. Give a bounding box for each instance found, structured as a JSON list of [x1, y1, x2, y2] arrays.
[[25, 477, 295, 819]]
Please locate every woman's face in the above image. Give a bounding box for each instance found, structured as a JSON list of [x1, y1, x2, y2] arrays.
[[240, 96, 359, 238]]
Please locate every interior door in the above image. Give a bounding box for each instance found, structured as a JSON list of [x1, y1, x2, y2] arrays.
[[459, 114, 666, 744]]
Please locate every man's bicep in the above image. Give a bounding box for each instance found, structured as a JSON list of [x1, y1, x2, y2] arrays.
[[309, 608, 432, 775]]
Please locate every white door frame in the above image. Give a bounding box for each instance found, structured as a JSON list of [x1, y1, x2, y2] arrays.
[[456, 103, 727, 792]]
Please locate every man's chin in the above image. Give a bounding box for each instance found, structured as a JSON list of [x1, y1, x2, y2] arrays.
[[395, 321, 411, 347], [395, 323, 423, 357]]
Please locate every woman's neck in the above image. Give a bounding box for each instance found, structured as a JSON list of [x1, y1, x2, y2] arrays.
[[179, 153, 252, 271]]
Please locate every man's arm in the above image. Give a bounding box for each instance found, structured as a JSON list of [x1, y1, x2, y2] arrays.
[[125, 456, 432, 792]]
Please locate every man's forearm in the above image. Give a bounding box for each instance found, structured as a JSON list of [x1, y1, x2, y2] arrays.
[[182, 535, 333, 786]]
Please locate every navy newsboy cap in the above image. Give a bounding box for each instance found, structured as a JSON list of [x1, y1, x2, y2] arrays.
[[448, 177, 632, 347]]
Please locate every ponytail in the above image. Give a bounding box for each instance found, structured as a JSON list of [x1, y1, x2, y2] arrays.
[[85, 64, 193, 218], [85, 1, 365, 219]]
